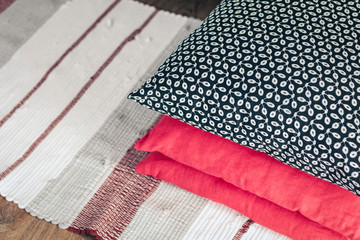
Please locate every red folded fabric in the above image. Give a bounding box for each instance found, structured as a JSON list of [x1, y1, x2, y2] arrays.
[[135, 115, 360, 240], [137, 152, 346, 240]]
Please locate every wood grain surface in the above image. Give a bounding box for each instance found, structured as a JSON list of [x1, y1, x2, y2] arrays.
[[0, 197, 94, 240], [0, 0, 221, 239], [137, 0, 221, 19]]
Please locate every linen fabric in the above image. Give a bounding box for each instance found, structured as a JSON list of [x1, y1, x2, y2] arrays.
[[0, 1, 291, 239], [136, 152, 347, 240], [128, 0, 360, 195], [135, 115, 360, 240]]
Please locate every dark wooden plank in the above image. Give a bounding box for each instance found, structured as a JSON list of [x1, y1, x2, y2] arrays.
[[0, 0, 220, 239], [138, 0, 222, 19], [0, 196, 95, 240]]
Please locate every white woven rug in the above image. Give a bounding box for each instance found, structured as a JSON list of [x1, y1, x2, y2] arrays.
[[0, 0, 289, 239]]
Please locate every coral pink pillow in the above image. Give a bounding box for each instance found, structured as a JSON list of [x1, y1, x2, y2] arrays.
[[137, 152, 346, 240], [135, 115, 360, 240]]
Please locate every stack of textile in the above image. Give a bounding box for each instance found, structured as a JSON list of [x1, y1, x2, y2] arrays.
[[2, 0, 360, 239], [2, 0, 287, 238], [128, 0, 360, 239]]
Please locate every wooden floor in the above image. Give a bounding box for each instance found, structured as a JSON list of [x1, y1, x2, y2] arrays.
[[0, 197, 94, 240], [0, 0, 221, 239]]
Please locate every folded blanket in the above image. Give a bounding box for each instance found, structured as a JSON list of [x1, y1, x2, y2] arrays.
[[137, 152, 345, 240], [135, 115, 360, 240]]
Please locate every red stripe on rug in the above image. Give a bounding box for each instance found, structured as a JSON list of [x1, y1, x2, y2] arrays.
[[0, 8, 159, 181], [0, 0, 15, 14], [68, 147, 160, 240], [232, 219, 255, 240], [0, 0, 121, 128]]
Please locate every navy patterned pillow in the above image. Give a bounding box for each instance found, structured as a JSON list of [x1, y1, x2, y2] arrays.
[[129, 0, 360, 195]]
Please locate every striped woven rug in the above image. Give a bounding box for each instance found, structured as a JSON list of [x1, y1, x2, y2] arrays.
[[0, 0, 289, 239]]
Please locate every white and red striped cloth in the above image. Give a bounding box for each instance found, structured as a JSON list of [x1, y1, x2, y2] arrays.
[[0, 0, 289, 239]]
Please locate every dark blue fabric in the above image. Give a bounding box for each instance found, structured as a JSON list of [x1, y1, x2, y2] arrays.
[[129, 0, 360, 195]]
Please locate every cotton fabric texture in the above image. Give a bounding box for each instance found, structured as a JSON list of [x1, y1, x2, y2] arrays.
[[135, 115, 360, 240], [1, 1, 267, 239], [128, 0, 360, 195], [137, 153, 345, 240], [1, 0, 292, 239]]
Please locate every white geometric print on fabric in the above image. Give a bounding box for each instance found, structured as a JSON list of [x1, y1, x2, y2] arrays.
[[0, 0, 289, 239], [129, 0, 360, 195]]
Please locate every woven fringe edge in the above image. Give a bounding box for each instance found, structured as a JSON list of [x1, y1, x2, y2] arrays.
[[68, 227, 110, 240]]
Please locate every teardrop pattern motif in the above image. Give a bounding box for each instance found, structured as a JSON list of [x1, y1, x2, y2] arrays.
[[129, 0, 360, 195]]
